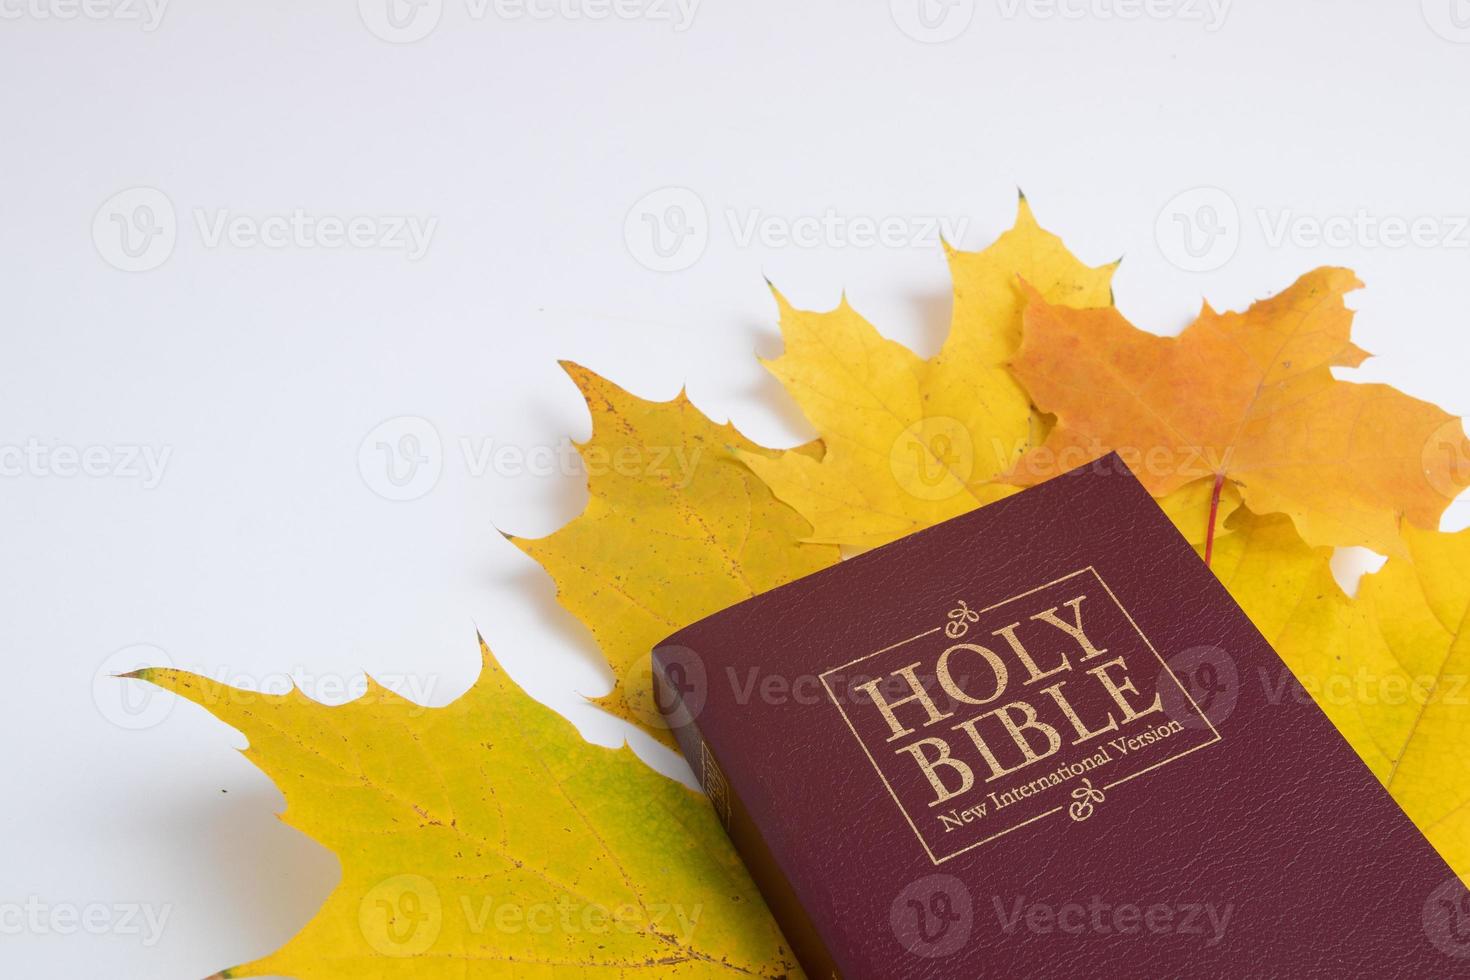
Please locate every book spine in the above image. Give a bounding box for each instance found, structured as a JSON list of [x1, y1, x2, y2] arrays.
[[652, 652, 841, 979]]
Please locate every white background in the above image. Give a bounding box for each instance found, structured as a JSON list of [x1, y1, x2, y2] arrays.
[[4, 1, 1470, 975]]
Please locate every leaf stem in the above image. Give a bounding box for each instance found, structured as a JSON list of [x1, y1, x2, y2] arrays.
[[1203, 473, 1225, 567]]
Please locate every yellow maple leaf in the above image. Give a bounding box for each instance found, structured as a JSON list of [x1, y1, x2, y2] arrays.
[[939, 193, 1119, 368], [1010, 267, 1470, 557], [510, 363, 837, 745], [737, 196, 1119, 552], [130, 640, 801, 979], [735, 292, 1021, 551], [1212, 512, 1470, 878]]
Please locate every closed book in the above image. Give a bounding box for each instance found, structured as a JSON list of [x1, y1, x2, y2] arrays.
[[651, 455, 1468, 978]]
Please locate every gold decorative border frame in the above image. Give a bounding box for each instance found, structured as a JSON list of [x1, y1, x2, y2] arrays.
[[817, 566, 1223, 865]]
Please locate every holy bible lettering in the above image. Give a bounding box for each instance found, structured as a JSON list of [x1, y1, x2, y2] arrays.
[[819, 567, 1218, 863], [853, 592, 1164, 809]]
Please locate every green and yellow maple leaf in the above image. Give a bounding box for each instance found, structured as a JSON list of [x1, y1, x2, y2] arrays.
[[509, 363, 837, 745], [131, 640, 800, 979]]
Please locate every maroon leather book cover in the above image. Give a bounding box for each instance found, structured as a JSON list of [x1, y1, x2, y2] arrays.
[[652, 456, 1470, 978]]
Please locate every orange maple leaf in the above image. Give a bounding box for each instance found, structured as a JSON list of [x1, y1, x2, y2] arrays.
[[1009, 267, 1470, 558]]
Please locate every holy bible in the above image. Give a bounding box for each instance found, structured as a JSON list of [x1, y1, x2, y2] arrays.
[[651, 456, 1470, 978]]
